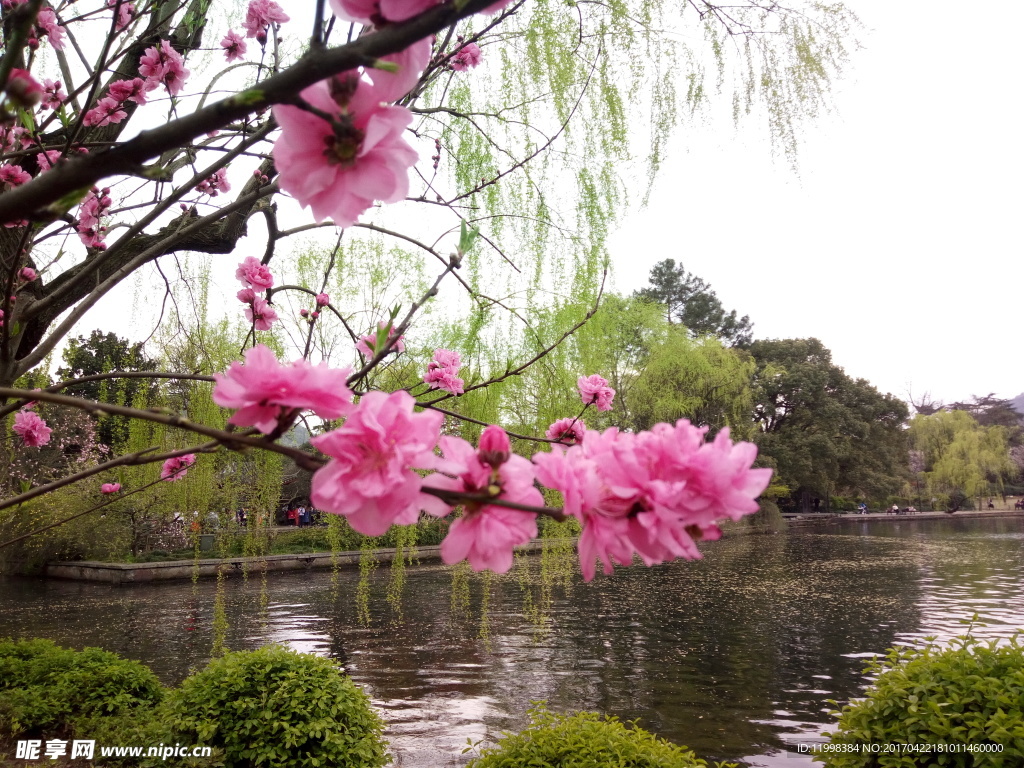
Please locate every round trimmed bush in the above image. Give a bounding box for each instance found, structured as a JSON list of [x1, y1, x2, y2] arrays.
[[466, 702, 733, 767], [0, 638, 164, 737], [821, 635, 1024, 766], [164, 646, 388, 768]]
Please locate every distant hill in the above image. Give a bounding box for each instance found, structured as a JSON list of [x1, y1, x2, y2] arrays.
[[1014, 393, 1024, 417]]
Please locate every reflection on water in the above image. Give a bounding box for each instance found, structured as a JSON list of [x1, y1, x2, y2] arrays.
[[1, 515, 1023, 767]]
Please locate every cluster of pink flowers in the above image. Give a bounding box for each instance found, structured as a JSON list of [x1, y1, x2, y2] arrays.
[[451, 42, 482, 71], [83, 78, 148, 127], [244, 296, 278, 331], [330, 0, 511, 25], [235, 256, 274, 291], [221, 30, 247, 62], [426, 426, 542, 572], [356, 322, 405, 357], [196, 168, 230, 196], [578, 373, 615, 411], [533, 422, 772, 581], [12, 410, 51, 447], [27, 6, 64, 51], [160, 454, 196, 481], [423, 348, 464, 395], [242, 0, 289, 44], [546, 417, 585, 445], [213, 344, 353, 434], [0, 164, 31, 189], [235, 258, 278, 330], [41, 79, 64, 110], [138, 40, 189, 96], [77, 188, 112, 249]]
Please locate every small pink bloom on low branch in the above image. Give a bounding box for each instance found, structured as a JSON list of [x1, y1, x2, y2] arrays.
[[5, 69, 43, 108], [221, 29, 247, 62], [451, 42, 482, 71], [108, 78, 148, 105], [272, 76, 418, 228], [245, 297, 278, 331], [422, 430, 542, 573], [18, 267, 36, 282], [235, 256, 273, 290], [213, 344, 354, 434], [546, 417, 585, 445], [356, 322, 405, 357], [196, 167, 230, 196], [423, 348, 464, 395], [161, 454, 196, 482], [311, 391, 448, 536], [532, 421, 772, 581], [77, 188, 111, 249], [139, 40, 189, 95], [577, 373, 615, 411], [13, 410, 51, 447], [243, 0, 289, 42], [83, 97, 127, 127], [101, 482, 122, 494], [315, 292, 330, 307], [41, 79, 64, 109]]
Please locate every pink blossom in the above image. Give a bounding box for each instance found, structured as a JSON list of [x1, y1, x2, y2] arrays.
[[77, 188, 111, 249], [213, 344, 354, 434], [139, 40, 189, 95], [41, 79, 64, 109], [423, 431, 541, 573], [315, 292, 330, 307], [221, 29, 247, 62], [328, 0, 437, 24], [532, 422, 772, 581], [35, 7, 64, 50], [423, 348, 464, 394], [577, 373, 615, 411], [356, 322, 405, 357], [235, 256, 274, 290], [83, 97, 128, 127], [12, 410, 52, 447], [245, 297, 278, 331], [108, 78, 148, 105], [101, 482, 122, 494], [0, 308, 4, 327], [272, 76, 418, 228], [236, 287, 256, 304], [367, 38, 431, 103], [310, 390, 448, 535], [35, 148, 64, 172], [107, 0, 135, 30], [243, 0, 289, 41], [18, 267, 36, 281], [0, 125, 26, 153], [160, 454, 196, 481], [0, 165, 31, 188], [5, 69, 43, 108], [451, 42, 482, 71], [196, 167, 230, 196], [546, 417, 585, 445]]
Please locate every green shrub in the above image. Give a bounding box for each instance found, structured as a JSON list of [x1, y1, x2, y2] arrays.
[[748, 499, 785, 532], [0, 638, 164, 737], [164, 646, 388, 768], [820, 635, 1024, 767], [466, 702, 735, 768]]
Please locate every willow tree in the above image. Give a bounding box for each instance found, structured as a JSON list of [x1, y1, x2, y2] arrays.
[[909, 410, 1016, 512]]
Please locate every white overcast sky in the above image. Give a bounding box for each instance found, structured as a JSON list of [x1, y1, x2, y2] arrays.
[[608, 0, 1023, 407]]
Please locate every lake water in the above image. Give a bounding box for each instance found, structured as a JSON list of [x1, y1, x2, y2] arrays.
[[2, 515, 1023, 766]]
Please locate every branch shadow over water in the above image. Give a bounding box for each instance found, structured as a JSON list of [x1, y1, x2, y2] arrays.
[[1, 515, 1023, 767]]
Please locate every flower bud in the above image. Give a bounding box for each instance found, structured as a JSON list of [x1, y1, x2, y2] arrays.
[[478, 425, 511, 468]]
